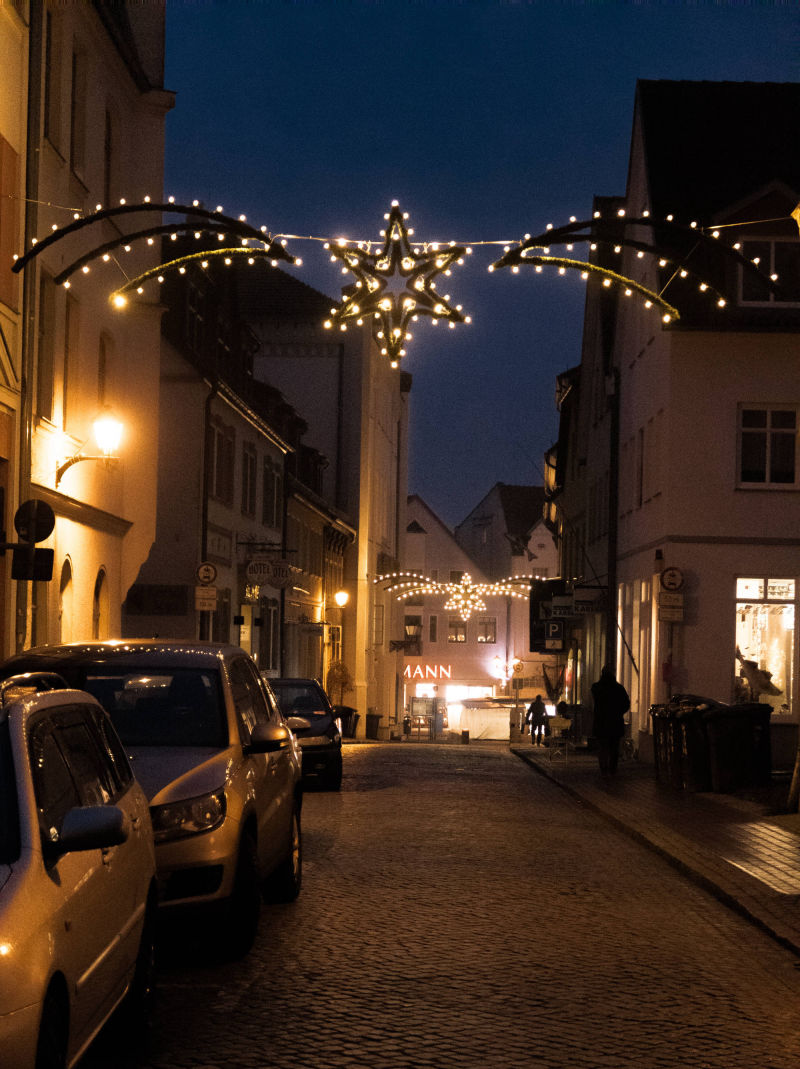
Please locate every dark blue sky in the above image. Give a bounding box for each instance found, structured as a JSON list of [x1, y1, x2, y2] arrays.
[[163, 1, 800, 528]]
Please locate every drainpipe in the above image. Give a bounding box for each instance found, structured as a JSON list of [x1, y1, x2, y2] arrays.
[[16, 1, 44, 651], [199, 381, 217, 639], [605, 367, 620, 669]]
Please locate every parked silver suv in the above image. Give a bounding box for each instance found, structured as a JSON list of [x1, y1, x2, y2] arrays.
[[0, 641, 303, 959]]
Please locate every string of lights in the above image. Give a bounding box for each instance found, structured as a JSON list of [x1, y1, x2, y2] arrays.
[[10, 194, 791, 369], [374, 571, 533, 622]]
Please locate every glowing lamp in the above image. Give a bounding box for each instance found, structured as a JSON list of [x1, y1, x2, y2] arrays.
[[56, 408, 123, 487]]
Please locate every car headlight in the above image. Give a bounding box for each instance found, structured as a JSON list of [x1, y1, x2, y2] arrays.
[[150, 789, 226, 843]]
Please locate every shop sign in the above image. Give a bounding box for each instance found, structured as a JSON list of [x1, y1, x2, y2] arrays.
[[246, 557, 295, 588], [403, 664, 452, 680], [550, 596, 575, 618]]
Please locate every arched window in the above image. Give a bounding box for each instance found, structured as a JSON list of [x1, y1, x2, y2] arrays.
[[92, 568, 109, 640], [59, 559, 73, 643]]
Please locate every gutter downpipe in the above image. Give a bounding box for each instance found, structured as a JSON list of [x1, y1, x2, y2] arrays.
[[199, 380, 217, 640], [606, 366, 620, 670], [17, 0, 44, 652]]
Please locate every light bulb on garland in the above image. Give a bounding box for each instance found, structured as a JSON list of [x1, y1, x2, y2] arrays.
[[324, 202, 471, 367]]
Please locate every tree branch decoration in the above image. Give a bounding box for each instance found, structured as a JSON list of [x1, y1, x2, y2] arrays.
[[491, 211, 784, 322]]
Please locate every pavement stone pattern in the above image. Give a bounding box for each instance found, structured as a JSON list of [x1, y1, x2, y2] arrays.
[[514, 743, 800, 956], [84, 742, 800, 1069]]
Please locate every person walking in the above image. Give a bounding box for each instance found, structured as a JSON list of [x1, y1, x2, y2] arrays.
[[591, 665, 630, 775], [525, 694, 547, 746]]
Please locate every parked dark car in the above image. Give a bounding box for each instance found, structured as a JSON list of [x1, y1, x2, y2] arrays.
[[269, 678, 343, 790], [0, 642, 303, 960]]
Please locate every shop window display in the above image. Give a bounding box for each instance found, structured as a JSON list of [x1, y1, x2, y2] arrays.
[[735, 577, 794, 711]]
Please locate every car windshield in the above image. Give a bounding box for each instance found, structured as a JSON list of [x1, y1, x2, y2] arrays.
[[79, 668, 226, 748], [272, 685, 330, 722], [0, 721, 20, 864]]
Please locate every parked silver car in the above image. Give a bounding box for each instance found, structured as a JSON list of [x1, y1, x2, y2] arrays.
[[0, 674, 157, 1069], [0, 641, 303, 960]]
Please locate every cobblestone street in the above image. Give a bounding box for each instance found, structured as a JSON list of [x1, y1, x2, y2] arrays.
[[86, 742, 800, 1069]]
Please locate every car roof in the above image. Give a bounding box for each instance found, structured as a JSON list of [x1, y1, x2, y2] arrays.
[[271, 678, 324, 686], [0, 686, 104, 725], [0, 640, 249, 672]]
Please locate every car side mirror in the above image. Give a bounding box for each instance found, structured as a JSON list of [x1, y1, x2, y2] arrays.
[[247, 722, 293, 754], [286, 716, 311, 733], [53, 805, 129, 854]]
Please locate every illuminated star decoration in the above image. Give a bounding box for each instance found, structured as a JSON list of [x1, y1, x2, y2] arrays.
[[324, 202, 471, 367], [374, 571, 530, 622]]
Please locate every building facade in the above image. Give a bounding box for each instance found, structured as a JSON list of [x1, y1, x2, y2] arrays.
[[545, 80, 800, 760], [398, 493, 558, 739], [246, 272, 410, 736], [1, 1, 172, 652]]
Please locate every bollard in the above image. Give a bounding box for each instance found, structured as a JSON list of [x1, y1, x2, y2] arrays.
[[461, 730, 469, 744]]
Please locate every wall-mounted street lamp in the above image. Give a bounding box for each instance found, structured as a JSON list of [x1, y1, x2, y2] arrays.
[[333, 589, 349, 608], [390, 620, 423, 654], [56, 408, 123, 487]]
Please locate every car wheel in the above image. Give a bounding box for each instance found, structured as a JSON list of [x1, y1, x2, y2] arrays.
[[121, 889, 158, 1027], [325, 753, 343, 791], [264, 805, 302, 903], [35, 986, 68, 1069], [220, 834, 261, 959]]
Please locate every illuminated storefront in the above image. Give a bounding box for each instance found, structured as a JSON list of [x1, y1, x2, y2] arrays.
[[735, 577, 794, 711]]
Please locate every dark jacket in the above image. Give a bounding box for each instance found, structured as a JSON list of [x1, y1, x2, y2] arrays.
[[526, 698, 547, 727], [591, 674, 630, 739]]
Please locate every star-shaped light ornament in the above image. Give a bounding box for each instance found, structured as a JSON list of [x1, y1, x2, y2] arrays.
[[442, 574, 488, 621], [324, 202, 471, 367]]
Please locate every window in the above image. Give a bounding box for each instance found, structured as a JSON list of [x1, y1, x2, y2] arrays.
[[209, 421, 235, 505], [429, 615, 438, 643], [103, 108, 115, 208], [476, 617, 496, 644], [735, 577, 794, 712], [449, 570, 464, 584], [0, 134, 20, 309], [448, 618, 466, 643], [92, 570, 109, 641], [63, 295, 79, 427], [36, 273, 56, 421], [69, 48, 87, 177], [738, 406, 797, 487], [328, 624, 342, 663], [262, 460, 282, 528], [30, 721, 82, 843], [372, 603, 384, 646], [98, 332, 112, 408], [740, 240, 800, 305], [186, 280, 205, 355], [230, 657, 270, 743], [241, 443, 257, 516], [43, 12, 62, 151]]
